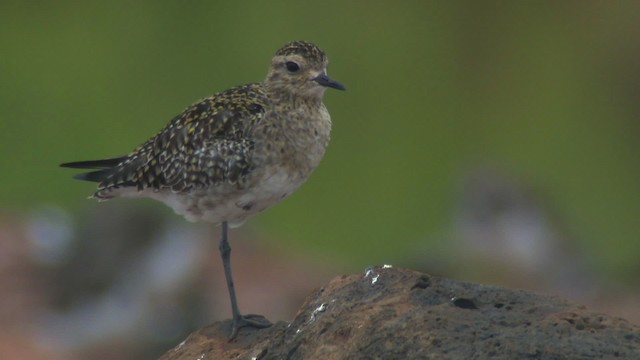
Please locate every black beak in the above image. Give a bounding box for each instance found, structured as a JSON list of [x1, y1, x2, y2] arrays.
[[313, 73, 346, 90]]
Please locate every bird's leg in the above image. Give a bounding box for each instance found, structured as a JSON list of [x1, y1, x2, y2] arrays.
[[218, 221, 272, 339]]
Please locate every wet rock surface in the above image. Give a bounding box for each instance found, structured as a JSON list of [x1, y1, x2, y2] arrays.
[[159, 266, 640, 360]]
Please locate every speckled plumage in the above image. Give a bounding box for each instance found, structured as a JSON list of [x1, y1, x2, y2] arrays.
[[62, 41, 344, 227], [62, 41, 343, 337]]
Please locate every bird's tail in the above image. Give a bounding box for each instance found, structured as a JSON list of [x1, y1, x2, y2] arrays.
[[60, 156, 127, 183]]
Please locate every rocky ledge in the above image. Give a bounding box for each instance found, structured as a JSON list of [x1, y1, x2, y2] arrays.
[[159, 266, 639, 359]]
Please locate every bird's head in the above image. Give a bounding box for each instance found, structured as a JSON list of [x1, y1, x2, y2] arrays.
[[265, 41, 345, 100]]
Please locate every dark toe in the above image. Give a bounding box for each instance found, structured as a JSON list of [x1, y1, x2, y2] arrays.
[[240, 314, 273, 328], [229, 314, 273, 339]]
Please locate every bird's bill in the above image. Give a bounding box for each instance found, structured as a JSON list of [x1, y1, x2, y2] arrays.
[[313, 73, 346, 90]]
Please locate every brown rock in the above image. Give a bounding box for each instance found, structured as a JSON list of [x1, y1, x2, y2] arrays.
[[159, 266, 640, 360]]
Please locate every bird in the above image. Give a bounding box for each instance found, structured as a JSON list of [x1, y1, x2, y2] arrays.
[[60, 40, 344, 338]]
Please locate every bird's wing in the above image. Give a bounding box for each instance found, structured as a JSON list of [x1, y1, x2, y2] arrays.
[[62, 83, 269, 198]]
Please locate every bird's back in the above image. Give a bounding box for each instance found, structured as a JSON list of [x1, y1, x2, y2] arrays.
[[64, 83, 270, 200]]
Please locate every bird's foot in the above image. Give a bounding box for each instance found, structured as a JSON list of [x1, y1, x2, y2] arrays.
[[229, 313, 273, 339]]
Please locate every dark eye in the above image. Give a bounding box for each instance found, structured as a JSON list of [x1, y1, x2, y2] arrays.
[[285, 61, 300, 73]]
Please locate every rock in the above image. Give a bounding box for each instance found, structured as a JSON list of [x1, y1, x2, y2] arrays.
[[159, 266, 640, 360]]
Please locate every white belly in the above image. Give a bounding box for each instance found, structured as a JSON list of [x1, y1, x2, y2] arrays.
[[140, 168, 306, 227]]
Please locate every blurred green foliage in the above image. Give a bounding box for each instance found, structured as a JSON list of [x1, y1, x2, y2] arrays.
[[1, 1, 639, 278]]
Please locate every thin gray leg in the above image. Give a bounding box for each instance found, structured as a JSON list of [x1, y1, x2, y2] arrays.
[[218, 221, 272, 339]]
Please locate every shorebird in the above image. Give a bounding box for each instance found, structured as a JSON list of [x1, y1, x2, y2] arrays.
[[61, 40, 344, 338]]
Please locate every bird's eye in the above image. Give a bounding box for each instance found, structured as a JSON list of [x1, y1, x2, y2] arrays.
[[285, 61, 300, 73]]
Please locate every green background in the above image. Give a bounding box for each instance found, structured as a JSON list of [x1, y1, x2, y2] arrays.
[[2, 1, 639, 281]]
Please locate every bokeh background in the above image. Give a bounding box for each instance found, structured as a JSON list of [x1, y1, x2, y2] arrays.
[[1, 1, 639, 359]]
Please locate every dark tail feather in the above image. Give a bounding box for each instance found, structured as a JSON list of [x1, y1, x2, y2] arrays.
[[61, 156, 128, 183], [60, 156, 127, 170], [72, 169, 113, 183]]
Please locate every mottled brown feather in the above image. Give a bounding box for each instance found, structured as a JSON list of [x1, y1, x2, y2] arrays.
[[92, 84, 269, 197]]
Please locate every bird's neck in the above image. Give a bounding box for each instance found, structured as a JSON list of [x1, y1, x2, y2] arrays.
[[264, 84, 324, 107]]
